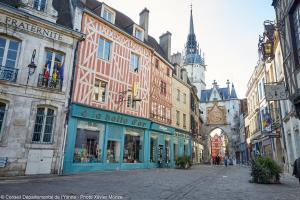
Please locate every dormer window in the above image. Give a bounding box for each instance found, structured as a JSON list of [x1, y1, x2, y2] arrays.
[[33, 0, 47, 12], [133, 25, 144, 41], [101, 5, 115, 24]]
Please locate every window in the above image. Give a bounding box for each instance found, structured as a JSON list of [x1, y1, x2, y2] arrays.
[[130, 53, 139, 72], [94, 79, 107, 103], [155, 59, 159, 69], [160, 81, 166, 95], [0, 37, 20, 68], [127, 94, 136, 110], [97, 38, 111, 61], [134, 28, 143, 40], [150, 136, 157, 162], [40, 50, 64, 89], [32, 107, 55, 143], [0, 102, 6, 138], [167, 68, 170, 76], [123, 128, 144, 163], [33, 0, 46, 12], [177, 89, 180, 101], [103, 8, 114, 24], [174, 143, 178, 160], [176, 110, 180, 125], [183, 114, 186, 128], [183, 93, 186, 104], [292, 2, 300, 66], [165, 139, 170, 163], [106, 140, 120, 163], [73, 121, 105, 163]]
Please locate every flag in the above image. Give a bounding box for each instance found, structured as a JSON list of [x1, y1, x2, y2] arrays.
[[58, 62, 64, 82], [262, 113, 272, 129]]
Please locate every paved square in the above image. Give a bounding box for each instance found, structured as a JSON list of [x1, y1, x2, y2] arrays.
[[0, 165, 299, 200]]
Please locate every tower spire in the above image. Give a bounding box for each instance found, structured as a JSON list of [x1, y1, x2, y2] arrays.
[[189, 3, 195, 35]]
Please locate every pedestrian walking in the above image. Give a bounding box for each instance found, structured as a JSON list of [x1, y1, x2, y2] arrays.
[[224, 156, 228, 167], [293, 157, 300, 185], [216, 155, 220, 165]]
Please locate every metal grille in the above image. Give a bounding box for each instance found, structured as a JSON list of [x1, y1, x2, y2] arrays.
[[0, 66, 18, 82]]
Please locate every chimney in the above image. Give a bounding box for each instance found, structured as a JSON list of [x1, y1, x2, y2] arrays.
[[139, 8, 149, 40], [159, 31, 172, 61], [170, 52, 182, 65]]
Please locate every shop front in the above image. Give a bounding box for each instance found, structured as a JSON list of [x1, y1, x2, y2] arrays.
[[63, 104, 151, 173], [192, 141, 203, 164], [174, 130, 192, 161], [148, 123, 175, 168]]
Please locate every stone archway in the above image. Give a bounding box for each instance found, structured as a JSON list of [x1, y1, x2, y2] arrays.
[[203, 125, 236, 163]]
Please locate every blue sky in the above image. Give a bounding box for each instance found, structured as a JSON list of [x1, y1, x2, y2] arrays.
[[104, 0, 275, 98]]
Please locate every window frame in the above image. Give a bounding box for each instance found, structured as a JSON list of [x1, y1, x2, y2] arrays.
[[0, 36, 20, 69], [160, 81, 167, 96], [133, 25, 144, 41], [177, 89, 180, 101], [32, 106, 56, 144], [176, 110, 180, 125], [290, 1, 300, 68], [33, 0, 47, 12], [93, 79, 108, 103], [101, 5, 116, 24], [129, 52, 140, 72], [183, 113, 186, 128], [97, 37, 111, 61], [127, 93, 137, 110], [0, 102, 7, 140]]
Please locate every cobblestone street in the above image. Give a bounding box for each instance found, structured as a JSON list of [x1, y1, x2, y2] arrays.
[[0, 165, 299, 200]]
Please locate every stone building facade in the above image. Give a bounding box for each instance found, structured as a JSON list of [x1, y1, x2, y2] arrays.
[[0, 0, 83, 176]]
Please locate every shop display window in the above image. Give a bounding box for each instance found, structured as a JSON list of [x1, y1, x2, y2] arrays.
[[174, 143, 178, 160], [165, 140, 170, 163], [106, 140, 120, 163], [184, 143, 189, 156], [73, 121, 104, 163], [123, 128, 144, 163], [150, 136, 157, 163]]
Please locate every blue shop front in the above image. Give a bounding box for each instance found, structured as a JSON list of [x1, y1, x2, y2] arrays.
[[63, 104, 177, 173]]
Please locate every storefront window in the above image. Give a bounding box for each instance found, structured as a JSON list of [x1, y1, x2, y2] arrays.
[[123, 128, 144, 163], [174, 143, 178, 160], [184, 142, 189, 156], [165, 139, 170, 163], [106, 140, 120, 163], [73, 121, 104, 163], [150, 136, 157, 162]]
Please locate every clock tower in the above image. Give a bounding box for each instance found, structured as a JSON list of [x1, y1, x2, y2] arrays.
[[183, 5, 206, 99]]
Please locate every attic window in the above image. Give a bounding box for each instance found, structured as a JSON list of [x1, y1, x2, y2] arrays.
[[33, 0, 46, 12], [101, 5, 115, 24], [133, 25, 144, 41]]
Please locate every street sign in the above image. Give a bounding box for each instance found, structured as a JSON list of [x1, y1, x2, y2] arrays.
[[265, 82, 288, 101]]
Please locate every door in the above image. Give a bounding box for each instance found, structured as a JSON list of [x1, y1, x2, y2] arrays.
[[25, 149, 53, 175]]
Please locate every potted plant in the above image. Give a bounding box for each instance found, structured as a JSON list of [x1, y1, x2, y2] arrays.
[[250, 156, 282, 184], [175, 156, 192, 169]]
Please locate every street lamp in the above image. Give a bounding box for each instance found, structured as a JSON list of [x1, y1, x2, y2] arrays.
[[26, 49, 37, 85]]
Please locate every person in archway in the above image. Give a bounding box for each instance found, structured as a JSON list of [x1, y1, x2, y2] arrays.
[[216, 154, 220, 165], [293, 157, 300, 185], [224, 155, 228, 167]]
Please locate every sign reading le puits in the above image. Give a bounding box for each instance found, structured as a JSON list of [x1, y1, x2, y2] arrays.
[[1, 14, 63, 41]]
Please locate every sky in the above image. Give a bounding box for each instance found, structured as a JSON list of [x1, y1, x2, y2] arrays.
[[103, 0, 275, 98]]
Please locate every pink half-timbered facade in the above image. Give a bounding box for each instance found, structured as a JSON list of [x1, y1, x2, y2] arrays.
[[149, 55, 173, 125], [73, 12, 151, 118]]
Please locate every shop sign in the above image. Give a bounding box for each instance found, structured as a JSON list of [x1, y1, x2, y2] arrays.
[[72, 104, 150, 129], [0, 14, 63, 41], [150, 123, 174, 134], [174, 132, 190, 139]]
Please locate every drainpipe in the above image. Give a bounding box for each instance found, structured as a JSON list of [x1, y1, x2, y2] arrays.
[[58, 34, 83, 175]]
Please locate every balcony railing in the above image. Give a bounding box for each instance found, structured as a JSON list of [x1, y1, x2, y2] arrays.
[[37, 74, 62, 91], [0, 66, 18, 82]]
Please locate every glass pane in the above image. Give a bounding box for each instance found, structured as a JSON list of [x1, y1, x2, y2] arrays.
[[74, 121, 104, 163], [0, 38, 5, 48], [97, 38, 104, 59], [150, 137, 157, 162], [123, 129, 143, 163], [32, 108, 45, 142], [106, 140, 120, 163], [9, 41, 19, 51], [5, 60, 16, 68], [6, 50, 17, 61], [0, 103, 6, 134], [104, 41, 110, 60], [40, 0, 46, 11]]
